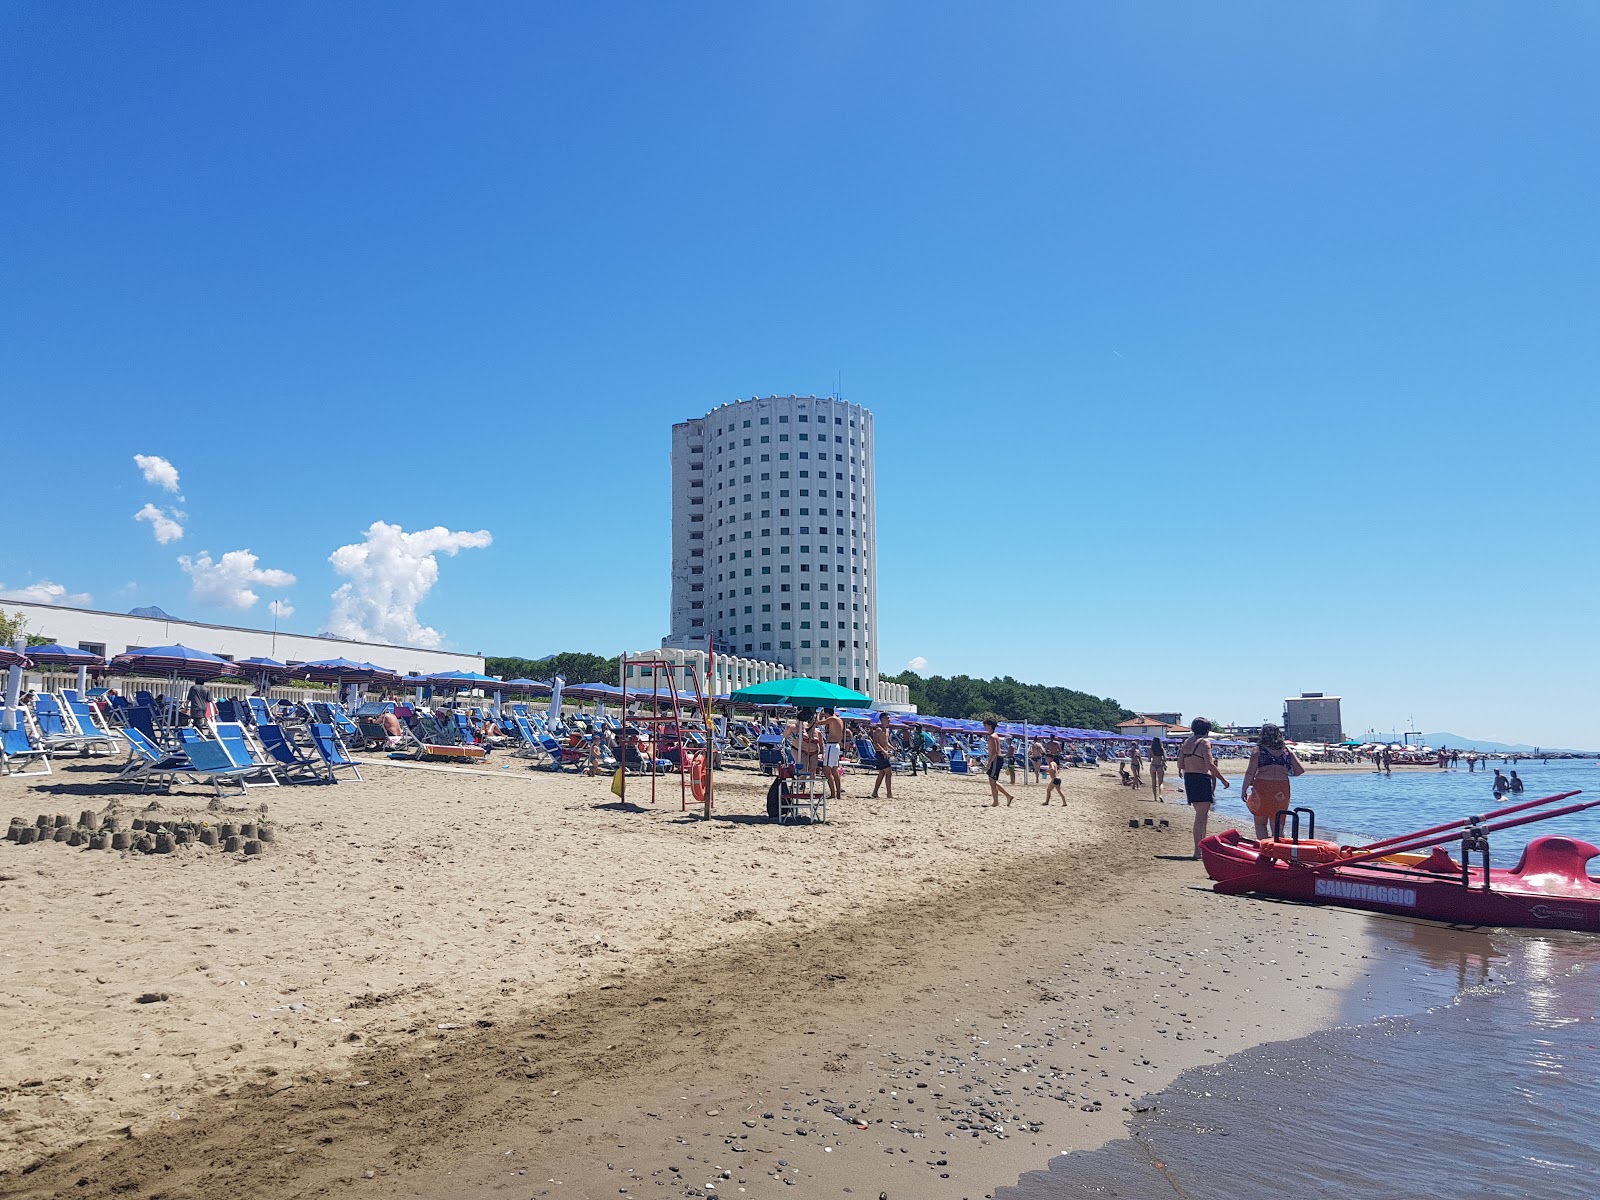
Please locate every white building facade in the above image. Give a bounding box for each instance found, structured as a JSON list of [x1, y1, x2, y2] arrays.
[[666, 395, 880, 698], [3, 601, 483, 677]]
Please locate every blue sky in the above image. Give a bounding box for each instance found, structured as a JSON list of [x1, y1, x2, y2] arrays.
[[3, 4, 1597, 747]]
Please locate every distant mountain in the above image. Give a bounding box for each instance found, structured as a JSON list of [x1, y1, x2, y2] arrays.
[[128, 606, 175, 619], [1422, 733, 1591, 755]]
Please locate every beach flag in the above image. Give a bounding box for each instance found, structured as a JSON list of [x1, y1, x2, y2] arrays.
[[548, 675, 565, 723], [610, 767, 625, 797]]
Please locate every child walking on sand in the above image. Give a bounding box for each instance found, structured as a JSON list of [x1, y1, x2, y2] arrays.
[[1042, 754, 1065, 805]]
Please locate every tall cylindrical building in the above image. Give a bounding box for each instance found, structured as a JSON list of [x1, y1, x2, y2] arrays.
[[667, 395, 878, 697]]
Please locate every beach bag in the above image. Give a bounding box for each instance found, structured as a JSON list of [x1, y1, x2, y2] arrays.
[[766, 778, 785, 820], [610, 768, 625, 798]]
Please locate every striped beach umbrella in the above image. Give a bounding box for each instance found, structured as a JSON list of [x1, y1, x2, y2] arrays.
[[21, 642, 106, 669], [291, 657, 381, 684], [235, 656, 292, 686], [109, 644, 239, 680], [0, 647, 32, 671]]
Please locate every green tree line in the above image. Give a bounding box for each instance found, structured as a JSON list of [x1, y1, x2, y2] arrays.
[[880, 670, 1133, 731], [484, 651, 620, 686]]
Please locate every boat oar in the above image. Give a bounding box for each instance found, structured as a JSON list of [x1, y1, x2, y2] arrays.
[[1349, 790, 1581, 855], [1332, 794, 1598, 869], [1213, 793, 1599, 897]]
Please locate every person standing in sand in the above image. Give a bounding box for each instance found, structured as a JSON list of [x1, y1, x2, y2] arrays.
[[984, 718, 1014, 806], [1241, 723, 1305, 839], [1148, 737, 1167, 802], [820, 706, 845, 799], [1179, 717, 1230, 858], [1042, 753, 1065, 805], [1127, 742, 1143, 787], [868, 712, 894, 799]]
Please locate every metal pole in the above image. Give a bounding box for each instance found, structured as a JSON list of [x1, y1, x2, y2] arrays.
[[703, 638, 715, 820]]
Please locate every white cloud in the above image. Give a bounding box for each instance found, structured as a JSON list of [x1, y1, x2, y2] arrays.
[[134, 454, 181, 493], [178, 550, 296, 611], [134, 503, 185, 544], [326, 521, 492, 648], [907, 656, 929, 671], [0, 580, 94, 606], [268, 599, 295, 619]]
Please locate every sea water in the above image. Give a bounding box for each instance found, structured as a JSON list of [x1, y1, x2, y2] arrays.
[[1208, 755, 1600, 856], [998, 759, 1600, 1200], [997, 927, 1600, 1199]]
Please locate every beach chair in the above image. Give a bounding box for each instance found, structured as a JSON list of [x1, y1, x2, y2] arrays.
[[255, 724, 328, 783], [947, 746, 970, 775], [64, 697, 124, 755], [115, 727, 191, 793], [310, 702, 366, 750], [213, 721, 281, 787], [1, 712, 51, 777], [352, 701, 395, 747], [245, 696, 275, 728], [182, 738, 262, 799], [309, 722, 363, 781], [509, 715, 550, 762], [30, 697, 79, 746], [122, 704, 165, 749]]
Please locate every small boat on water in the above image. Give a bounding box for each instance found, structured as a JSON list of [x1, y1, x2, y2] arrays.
[[1200, 790, 1600, 932]]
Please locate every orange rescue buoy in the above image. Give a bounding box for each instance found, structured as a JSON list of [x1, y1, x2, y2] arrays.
[[1256, 837, 1343, 865]]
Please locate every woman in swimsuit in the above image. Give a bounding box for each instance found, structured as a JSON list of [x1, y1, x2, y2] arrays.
[[1178, 717, 1230, 859], [1241, 723, 1305, 839], [1148, 737, 1167, 802]]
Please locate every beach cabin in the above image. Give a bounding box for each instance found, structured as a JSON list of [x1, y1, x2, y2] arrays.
[[1116, 715, 1172, 740]]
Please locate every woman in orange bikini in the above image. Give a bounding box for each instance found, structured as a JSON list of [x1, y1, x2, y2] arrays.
[[1242, 723, 1306, 839]]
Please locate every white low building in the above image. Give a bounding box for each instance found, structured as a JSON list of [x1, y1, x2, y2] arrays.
[[3, 600, 483, 677], [621, 648, 913, 711]]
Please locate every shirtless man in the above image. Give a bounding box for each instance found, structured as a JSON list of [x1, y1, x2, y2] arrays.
[[820, 706, 845, 799], [984, 718, 1014, 806], [379, 709, 406, 748], [868, 712, 894, 799]]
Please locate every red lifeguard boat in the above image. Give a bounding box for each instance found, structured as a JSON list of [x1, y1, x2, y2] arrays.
[[1199, 791, 1600, 932]]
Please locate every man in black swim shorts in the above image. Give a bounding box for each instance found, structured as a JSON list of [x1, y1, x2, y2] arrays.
[[984, 718, 1015, 807]]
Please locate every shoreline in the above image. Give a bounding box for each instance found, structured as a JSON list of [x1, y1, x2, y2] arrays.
[[2, 756, 1426, 1198]]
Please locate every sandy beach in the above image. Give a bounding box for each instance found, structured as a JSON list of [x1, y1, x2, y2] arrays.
[[2, 749, 1401, 1199]]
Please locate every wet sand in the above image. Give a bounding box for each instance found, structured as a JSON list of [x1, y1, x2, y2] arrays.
[[1, 750, 1392, 1198]]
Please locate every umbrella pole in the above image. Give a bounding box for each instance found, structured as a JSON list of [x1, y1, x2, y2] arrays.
[[704, 637, 714, 820], [2, 635, 23, 732]]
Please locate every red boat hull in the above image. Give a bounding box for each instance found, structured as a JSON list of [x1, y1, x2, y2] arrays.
[[1200, 829, 1600, 931]]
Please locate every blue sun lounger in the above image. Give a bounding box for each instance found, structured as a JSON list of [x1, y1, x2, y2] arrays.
[[256, 723, 328, 782], [182, 738, 264, 799], [1, 712, 51, 777], [213, 721, 281, 787], [310, 723, 363, 782], [117, 727, 191, 792]]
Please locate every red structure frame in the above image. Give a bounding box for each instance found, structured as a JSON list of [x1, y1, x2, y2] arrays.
[[618, 655, 711, 815]]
